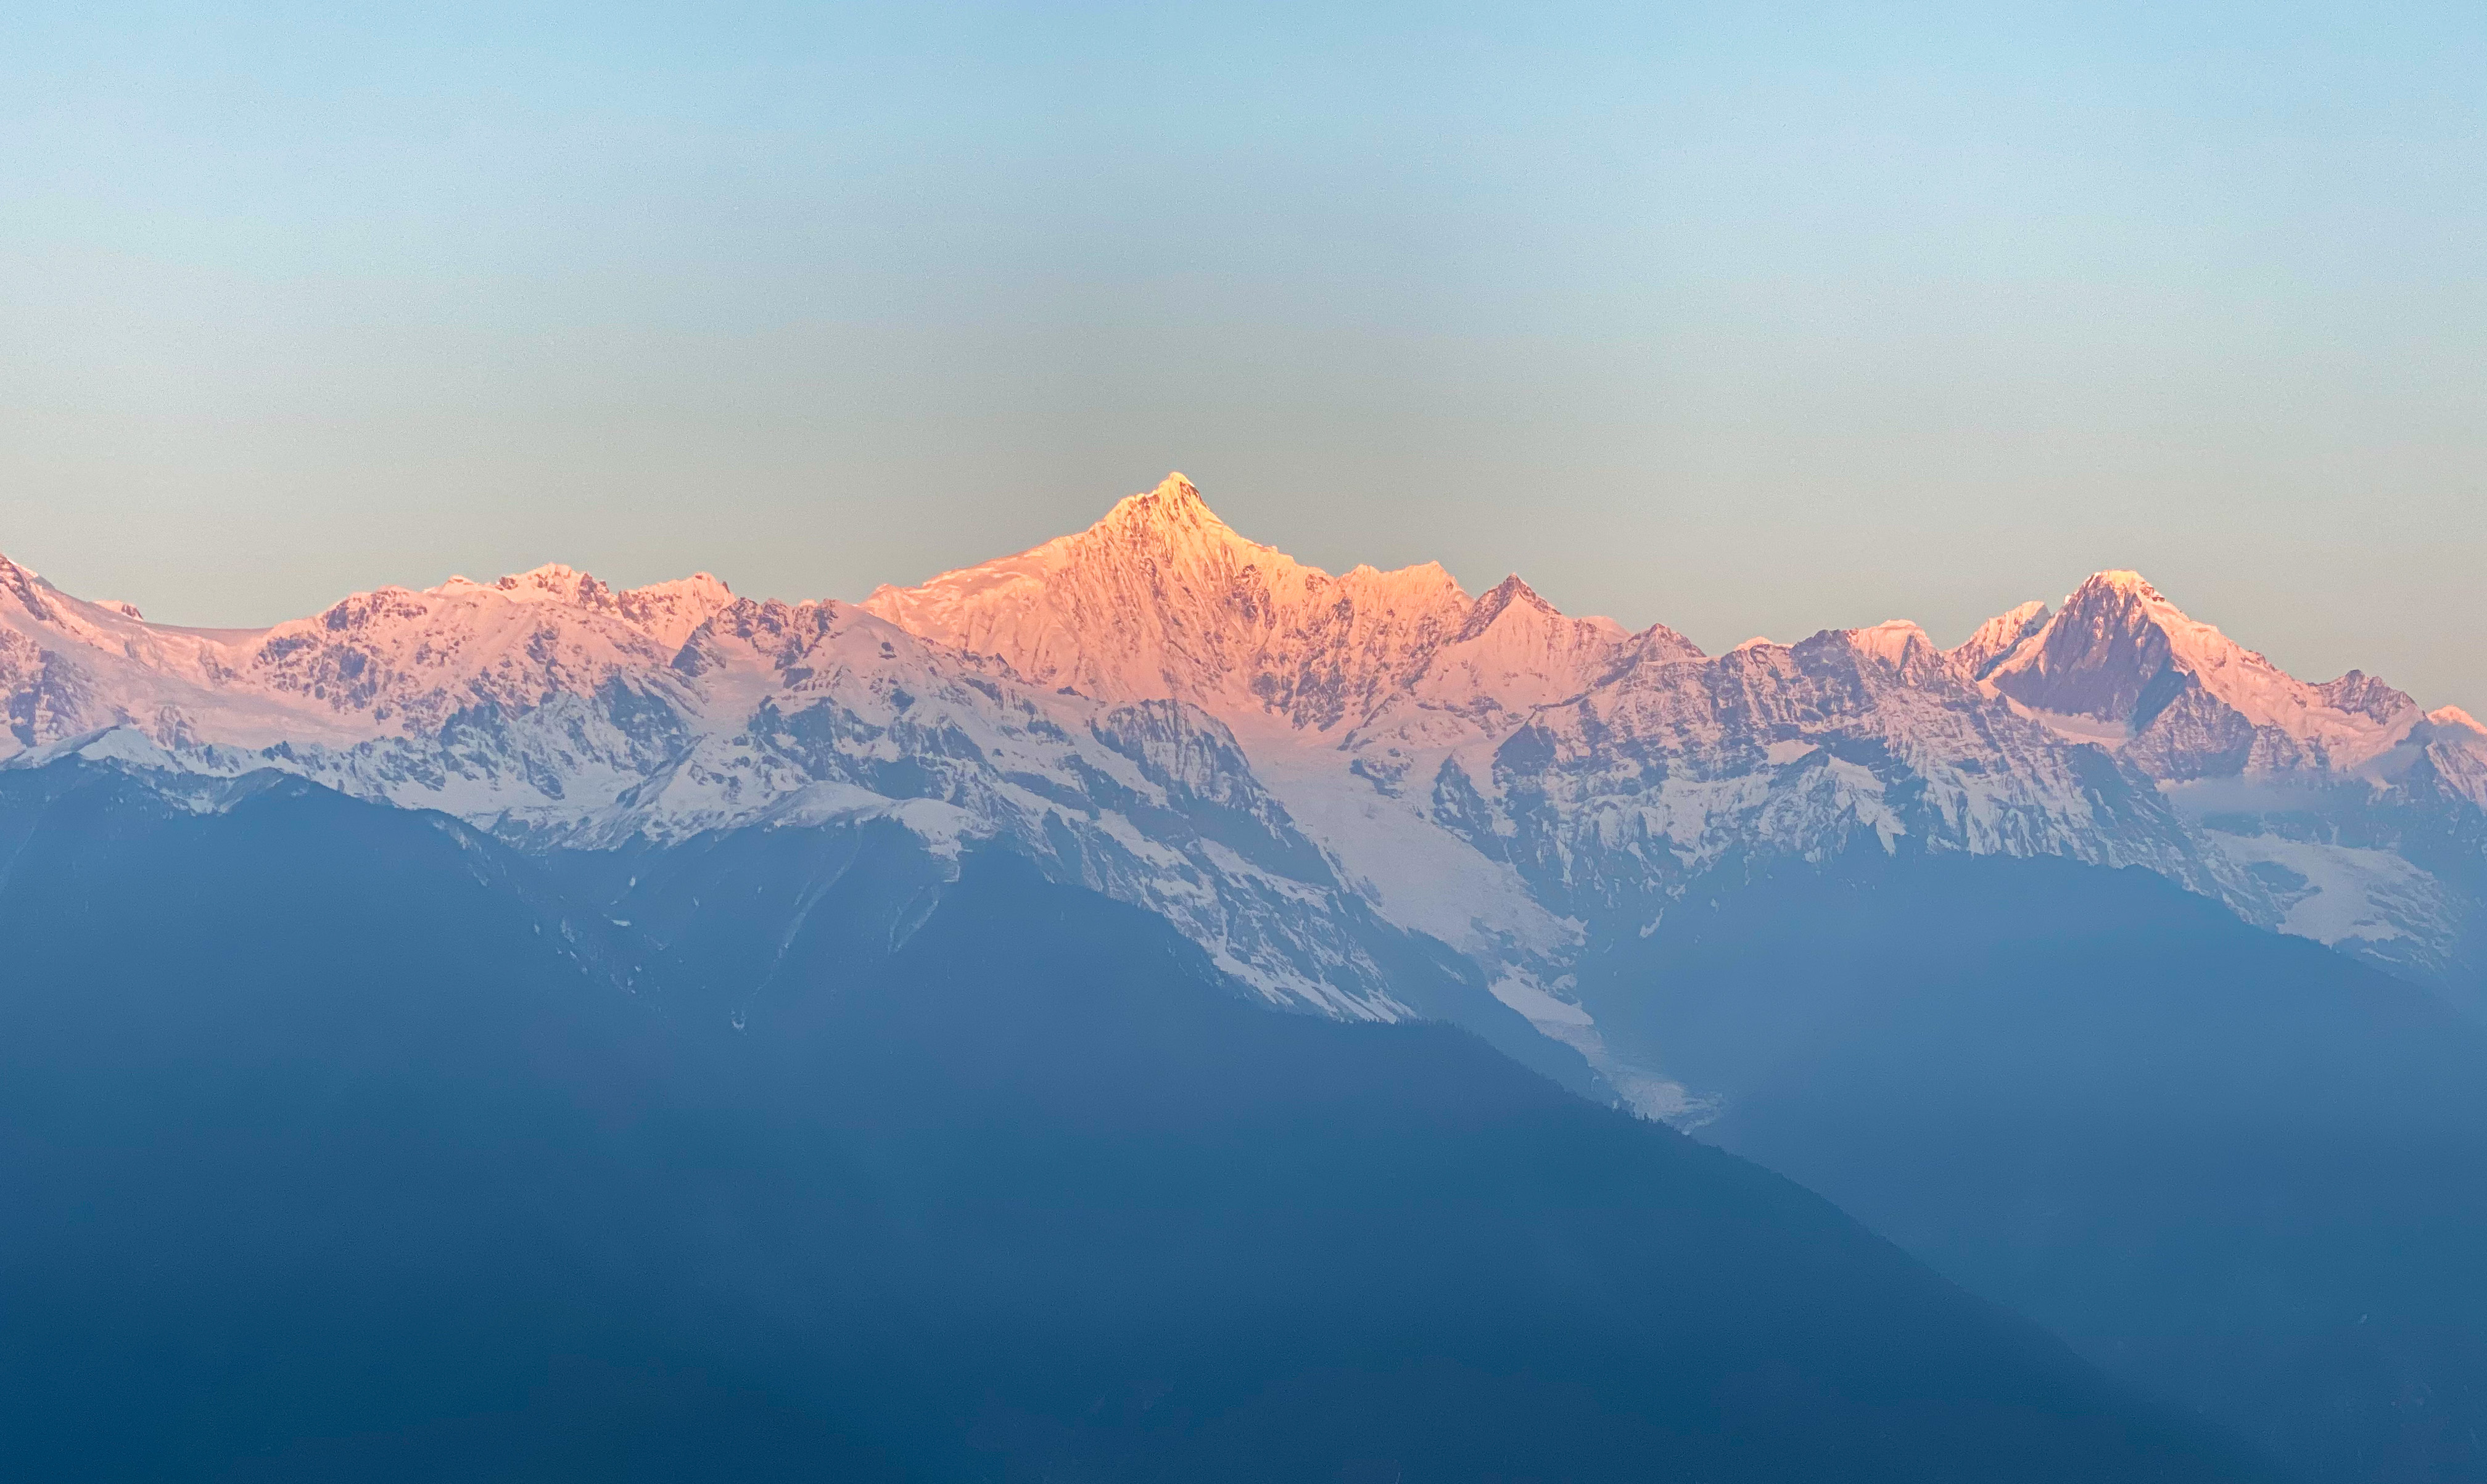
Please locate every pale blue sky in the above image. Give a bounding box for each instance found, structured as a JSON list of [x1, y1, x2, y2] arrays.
[[2, 2, 2480, 709]]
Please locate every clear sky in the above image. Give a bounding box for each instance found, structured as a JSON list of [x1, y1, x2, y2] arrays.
[[2, 2, 2480, 710]]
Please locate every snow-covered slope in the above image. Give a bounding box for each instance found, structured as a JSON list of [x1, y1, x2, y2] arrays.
[[5, 472, 2484, 1102]]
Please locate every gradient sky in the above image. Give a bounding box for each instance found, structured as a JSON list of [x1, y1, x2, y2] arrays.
[[2, 2, 2480, 710]]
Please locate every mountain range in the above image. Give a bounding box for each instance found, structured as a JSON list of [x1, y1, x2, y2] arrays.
[[8, 476, 2487, 1480], [5, 474, 2481, 1103]]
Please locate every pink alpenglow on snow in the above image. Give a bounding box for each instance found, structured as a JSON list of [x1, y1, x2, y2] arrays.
[[1, 472, 2484, 1095]]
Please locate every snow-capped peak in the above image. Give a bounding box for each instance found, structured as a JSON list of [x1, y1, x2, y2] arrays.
[[2427, 706, 2487, 741], [406, 566, 736, 646], [402, 564, 737, 651], [1949, 600, 2049, 680], [1051, 471, 1290, 582], [1988, 570, 2422, 777], [1990, 569, 2252, 723], [1459, 575, 1559, 634], [1099, 471, 1215, 530], [1844, 619, 1938, 672], [493, 563, 606, 603], [864, 473, 1475, 731], [617, 573, 738, 650], [0, 551, 56, 613], [2086, 568, 2156, 596], [860, 473, 1699, 752]]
